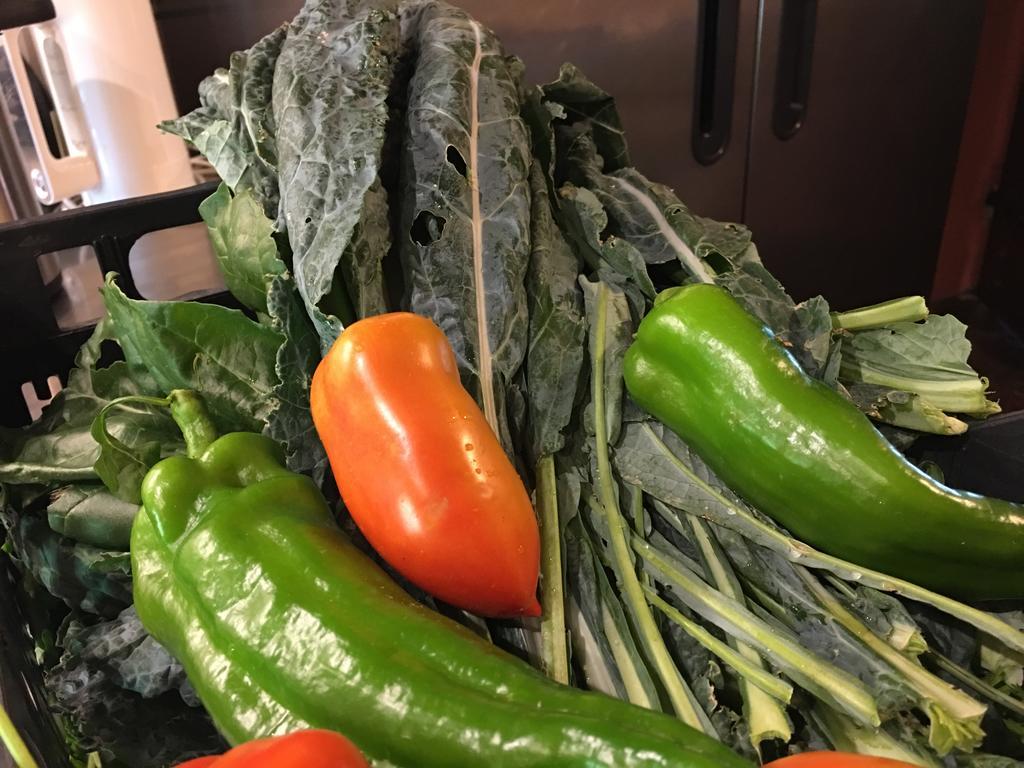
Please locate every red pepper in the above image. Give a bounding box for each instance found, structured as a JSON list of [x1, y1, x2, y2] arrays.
[[765, 752, 921, 768], [311, 312, 541, 618], [175, 730, 369, 768]]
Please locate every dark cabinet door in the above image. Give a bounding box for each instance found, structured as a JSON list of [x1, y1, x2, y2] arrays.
[[979, 87, 1024, 334], [744, 0, 984, 306], [453, 0, 758, 222]]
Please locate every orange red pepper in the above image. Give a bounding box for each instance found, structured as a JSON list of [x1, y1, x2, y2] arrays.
[[175, 729, 368, 768], [311, 312, 540, 617], [765, 752, 922, 768]]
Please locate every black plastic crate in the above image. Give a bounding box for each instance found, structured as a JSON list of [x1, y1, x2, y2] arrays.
[[0, 181, 228, 428], [0, 185, 1021, 767], [0, 182, 235, 768]]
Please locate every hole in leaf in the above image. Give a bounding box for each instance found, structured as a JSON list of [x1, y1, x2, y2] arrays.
[[649, 261, 684, 287], [703, 252, 731, 275], [410, 210, 446, 246], [446, 145, 468, 178], [304, 217, 312, 224], [98, 339, 124, 368]]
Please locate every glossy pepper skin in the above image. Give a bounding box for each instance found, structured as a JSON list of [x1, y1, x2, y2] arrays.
[[175, 730, 369, 768], [310, 312, 541, 618], [623, 284, 1024, 601], [133, 392, 751, 768]]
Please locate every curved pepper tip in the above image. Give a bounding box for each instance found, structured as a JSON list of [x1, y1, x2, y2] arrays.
[[523, 595, 542, 618]]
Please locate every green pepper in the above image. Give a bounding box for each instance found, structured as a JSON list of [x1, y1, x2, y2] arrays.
[[130, 390, 751, 768], [623, 284, 1024, 602]]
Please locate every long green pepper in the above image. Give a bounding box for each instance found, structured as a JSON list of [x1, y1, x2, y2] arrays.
[[624, 284, 1024, 601], [129, 390, 751, 767]]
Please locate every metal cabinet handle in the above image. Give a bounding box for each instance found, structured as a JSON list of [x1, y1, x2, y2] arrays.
[[772, 0, 818, 140], [692, 0, 740, 165]]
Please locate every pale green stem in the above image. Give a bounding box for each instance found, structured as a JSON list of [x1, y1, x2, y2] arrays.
[[831, 296, 929, 330], [537, 455, 569, 685], [797, 568, 985, 754], [688, 517, 793, 750], [590, 282, 708, 732], [633, 534, 880, 727], [929, 651, 1024, 719], [0, 702, 39, 768], [629, 488, 652, 591], [644, 586, 793, 703]]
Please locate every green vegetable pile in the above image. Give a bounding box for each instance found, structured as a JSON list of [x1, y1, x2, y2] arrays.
[[0, 0, 1021, 765]]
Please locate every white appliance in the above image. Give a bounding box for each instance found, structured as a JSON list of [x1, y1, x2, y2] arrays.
[[0, 0, 223, 326]]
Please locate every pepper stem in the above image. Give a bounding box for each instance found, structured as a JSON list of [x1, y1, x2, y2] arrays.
[[168, 390, 218, 457], [830, 295, 928, 330], [93, 391, 218, 461]]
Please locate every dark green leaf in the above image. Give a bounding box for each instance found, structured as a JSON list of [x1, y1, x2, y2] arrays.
[[579, 278, 632, 445], [715, 260, 832, 377], [613, 419, 759, 527], [525, 161, 586, 462], [541, 63, 629, 173], [198, 183, 327, 479], [339, 178, 392, 322], [838, 583, 927, 656], [0, 505, 131, 617], [101, 275, 282, 434], [693, 215, 757, 266], [399, 2, 531, 455], [0, 411, 102, 485], [198, 183, 285, 314], [161, 25, 285, 217], [89, 396, 169, 504], [559, 135, 722, 283], [782, 296, 833, 376], [55, 607, 190, 700], [715, 261, 795, 330], [46, 608, 226, 766], [661, 611, 756, 761], [264, 272, 328, 483], [560, 146, 838, 378], [717, 535, 918, 717], [593, 167, 719, 280], [823, 334, 845, 387], [274, 0, 399, 345], [559, 184, 655, 300], [46, 485, 138, 550], [522, 87, 565, 202], [0, 321, 179, 485]]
